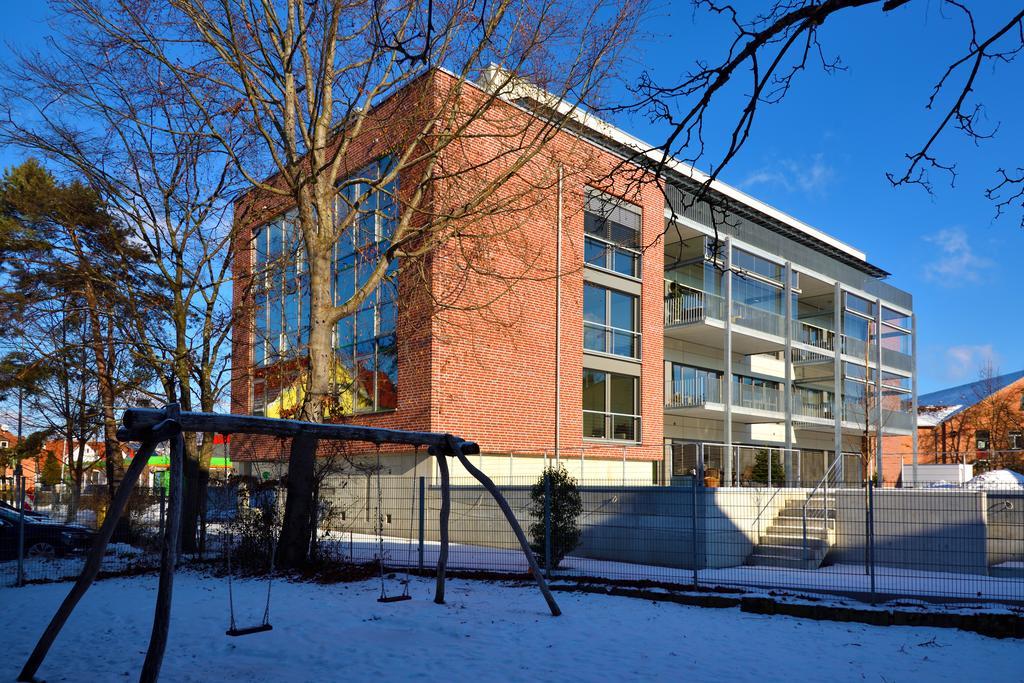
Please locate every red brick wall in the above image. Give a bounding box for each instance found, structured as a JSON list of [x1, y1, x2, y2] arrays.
[[229, 70, 664, 466]]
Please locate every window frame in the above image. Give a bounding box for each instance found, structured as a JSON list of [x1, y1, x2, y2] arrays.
[[582, 368, 641, 443], [583, 283, 641, 360], [583, 189, 642, 280]]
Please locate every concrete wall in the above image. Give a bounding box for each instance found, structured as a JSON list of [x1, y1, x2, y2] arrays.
[[828, 489, 989, 575], [986, 492, 1024, 567], [318, 476, 809, 570]]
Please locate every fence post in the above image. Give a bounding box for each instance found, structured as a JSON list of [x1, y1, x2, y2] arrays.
[[17, 472, 26, 587], [690, 472, 699, 589], [418, 476, 425, 571], [867, 478, 876, 603], [544, 470, 552, 580]]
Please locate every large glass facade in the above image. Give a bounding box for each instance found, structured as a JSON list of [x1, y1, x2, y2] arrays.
[[251, 156, 398, 413]]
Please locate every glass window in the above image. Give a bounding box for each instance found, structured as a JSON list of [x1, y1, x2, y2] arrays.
[[584, 189, 641, 278], [976, 430, 990, 451], [1010, 431, 1023, 450], [583, 369, 639, 442], [732, 248, 783, 284], [251, 156, 400, 413], [583, 283, 639, 359]]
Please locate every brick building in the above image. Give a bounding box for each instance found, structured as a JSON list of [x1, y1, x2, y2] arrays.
[[230, 68, 917, 486], [883, 369, 1024, 483]]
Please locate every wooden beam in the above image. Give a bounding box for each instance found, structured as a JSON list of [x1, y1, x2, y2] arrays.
[[120, 408, 480, 455], [450, 439, 561, 617], [433, 450, 450, 605]]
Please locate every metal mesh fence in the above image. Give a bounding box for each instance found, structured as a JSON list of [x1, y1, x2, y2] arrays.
[[4, 475, 1024, 608]]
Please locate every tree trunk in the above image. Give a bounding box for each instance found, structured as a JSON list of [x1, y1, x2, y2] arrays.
[[276, 432, 319, 569], [178, 455, 207, 555]]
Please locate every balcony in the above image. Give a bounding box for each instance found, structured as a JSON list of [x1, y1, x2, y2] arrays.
[[793, 320, 835, 352], [665, 376, 784, 423], [664, 284, 786, 354]]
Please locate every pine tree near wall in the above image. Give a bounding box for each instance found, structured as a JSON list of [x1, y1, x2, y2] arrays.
[[749, 449, 785, 486], [528, 465, 583, 569]]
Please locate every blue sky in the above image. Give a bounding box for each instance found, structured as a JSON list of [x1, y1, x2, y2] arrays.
[[1, 2, 1020, 394]]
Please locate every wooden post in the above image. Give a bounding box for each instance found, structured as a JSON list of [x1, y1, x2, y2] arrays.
[[450, 439, 561, 616], [139, 427, 185, 683], [433, 450, 450, 605], [18, 434, 166, 682]]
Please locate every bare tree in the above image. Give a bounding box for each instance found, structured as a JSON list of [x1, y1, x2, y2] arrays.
[[612, 1, 1024, 234], [47, 0, 642, 566]]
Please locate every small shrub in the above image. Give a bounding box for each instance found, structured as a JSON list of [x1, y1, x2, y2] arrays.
[[227, 486, 278, 574], [528, 465, 582, 569]]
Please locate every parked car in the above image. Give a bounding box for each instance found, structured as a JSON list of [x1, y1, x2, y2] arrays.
[[0, 506, 96, 561]]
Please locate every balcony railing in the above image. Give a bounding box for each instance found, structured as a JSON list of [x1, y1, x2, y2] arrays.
[[666, 376, 722, 407], [793, 390, 834, 420], [667, 376, 782, 414], [665, 284, 787, 338], [794, 321, 835, 351], [664, 284, 725, 326], [732, 382, 782, 412], [731, 300, 785, 338], [841, 335, 868, 359]]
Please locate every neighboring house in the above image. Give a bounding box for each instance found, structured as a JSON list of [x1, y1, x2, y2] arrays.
[[0, 426, 32, 496], [42, 440, 135, 489], [230, 68, 916, 486], [884, 370, 1024, 481]]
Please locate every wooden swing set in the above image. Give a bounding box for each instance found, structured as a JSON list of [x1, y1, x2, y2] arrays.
[[17, 404, 560, 683]]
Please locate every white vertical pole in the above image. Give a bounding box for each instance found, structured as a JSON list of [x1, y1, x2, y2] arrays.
[[911, 311, 919, 488], [874, 298, 884, 487], [833, 283, 844, 483], [723, 237, 733, 486], [784, 261, 794, 486]]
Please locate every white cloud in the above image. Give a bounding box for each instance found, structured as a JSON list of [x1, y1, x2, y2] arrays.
[[741, 154, 835, 194], [922, 227, 992, 285], [943, 344, 998, 382]]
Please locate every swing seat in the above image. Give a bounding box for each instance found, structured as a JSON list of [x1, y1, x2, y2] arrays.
[[226, 623, 274, 637], [377, 594, 412, 603]]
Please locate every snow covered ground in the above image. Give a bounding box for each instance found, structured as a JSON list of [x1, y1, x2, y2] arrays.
[[3, 572, 1023, 683]]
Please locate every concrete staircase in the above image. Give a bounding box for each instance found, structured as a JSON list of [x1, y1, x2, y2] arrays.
[[747, 494, 836, 570]]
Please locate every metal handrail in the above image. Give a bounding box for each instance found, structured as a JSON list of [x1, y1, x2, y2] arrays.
[[801, 455, 841, 562], [752, 484, 786, 541]]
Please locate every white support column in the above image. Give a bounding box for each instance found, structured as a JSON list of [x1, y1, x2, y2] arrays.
[[723, 237, 734, 486], [784, 261, 794, 485], [911, 312, 919, 488], [874, 298, 884, 487], [833, 283, 843, 482]]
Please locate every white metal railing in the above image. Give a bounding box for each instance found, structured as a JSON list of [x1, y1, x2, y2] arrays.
[[794, 321, 835, 351], [583, 321, 641, 359], [793, 389, 834, 420], [802, 455, 842, 562], [664, 284, 725, 326], [666, 376, 722, 407], [732, 382, 782, 412]]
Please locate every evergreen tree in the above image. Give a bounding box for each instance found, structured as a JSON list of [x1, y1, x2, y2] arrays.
[[749, 449, 786, 486], [528, 465, 583, 569]]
